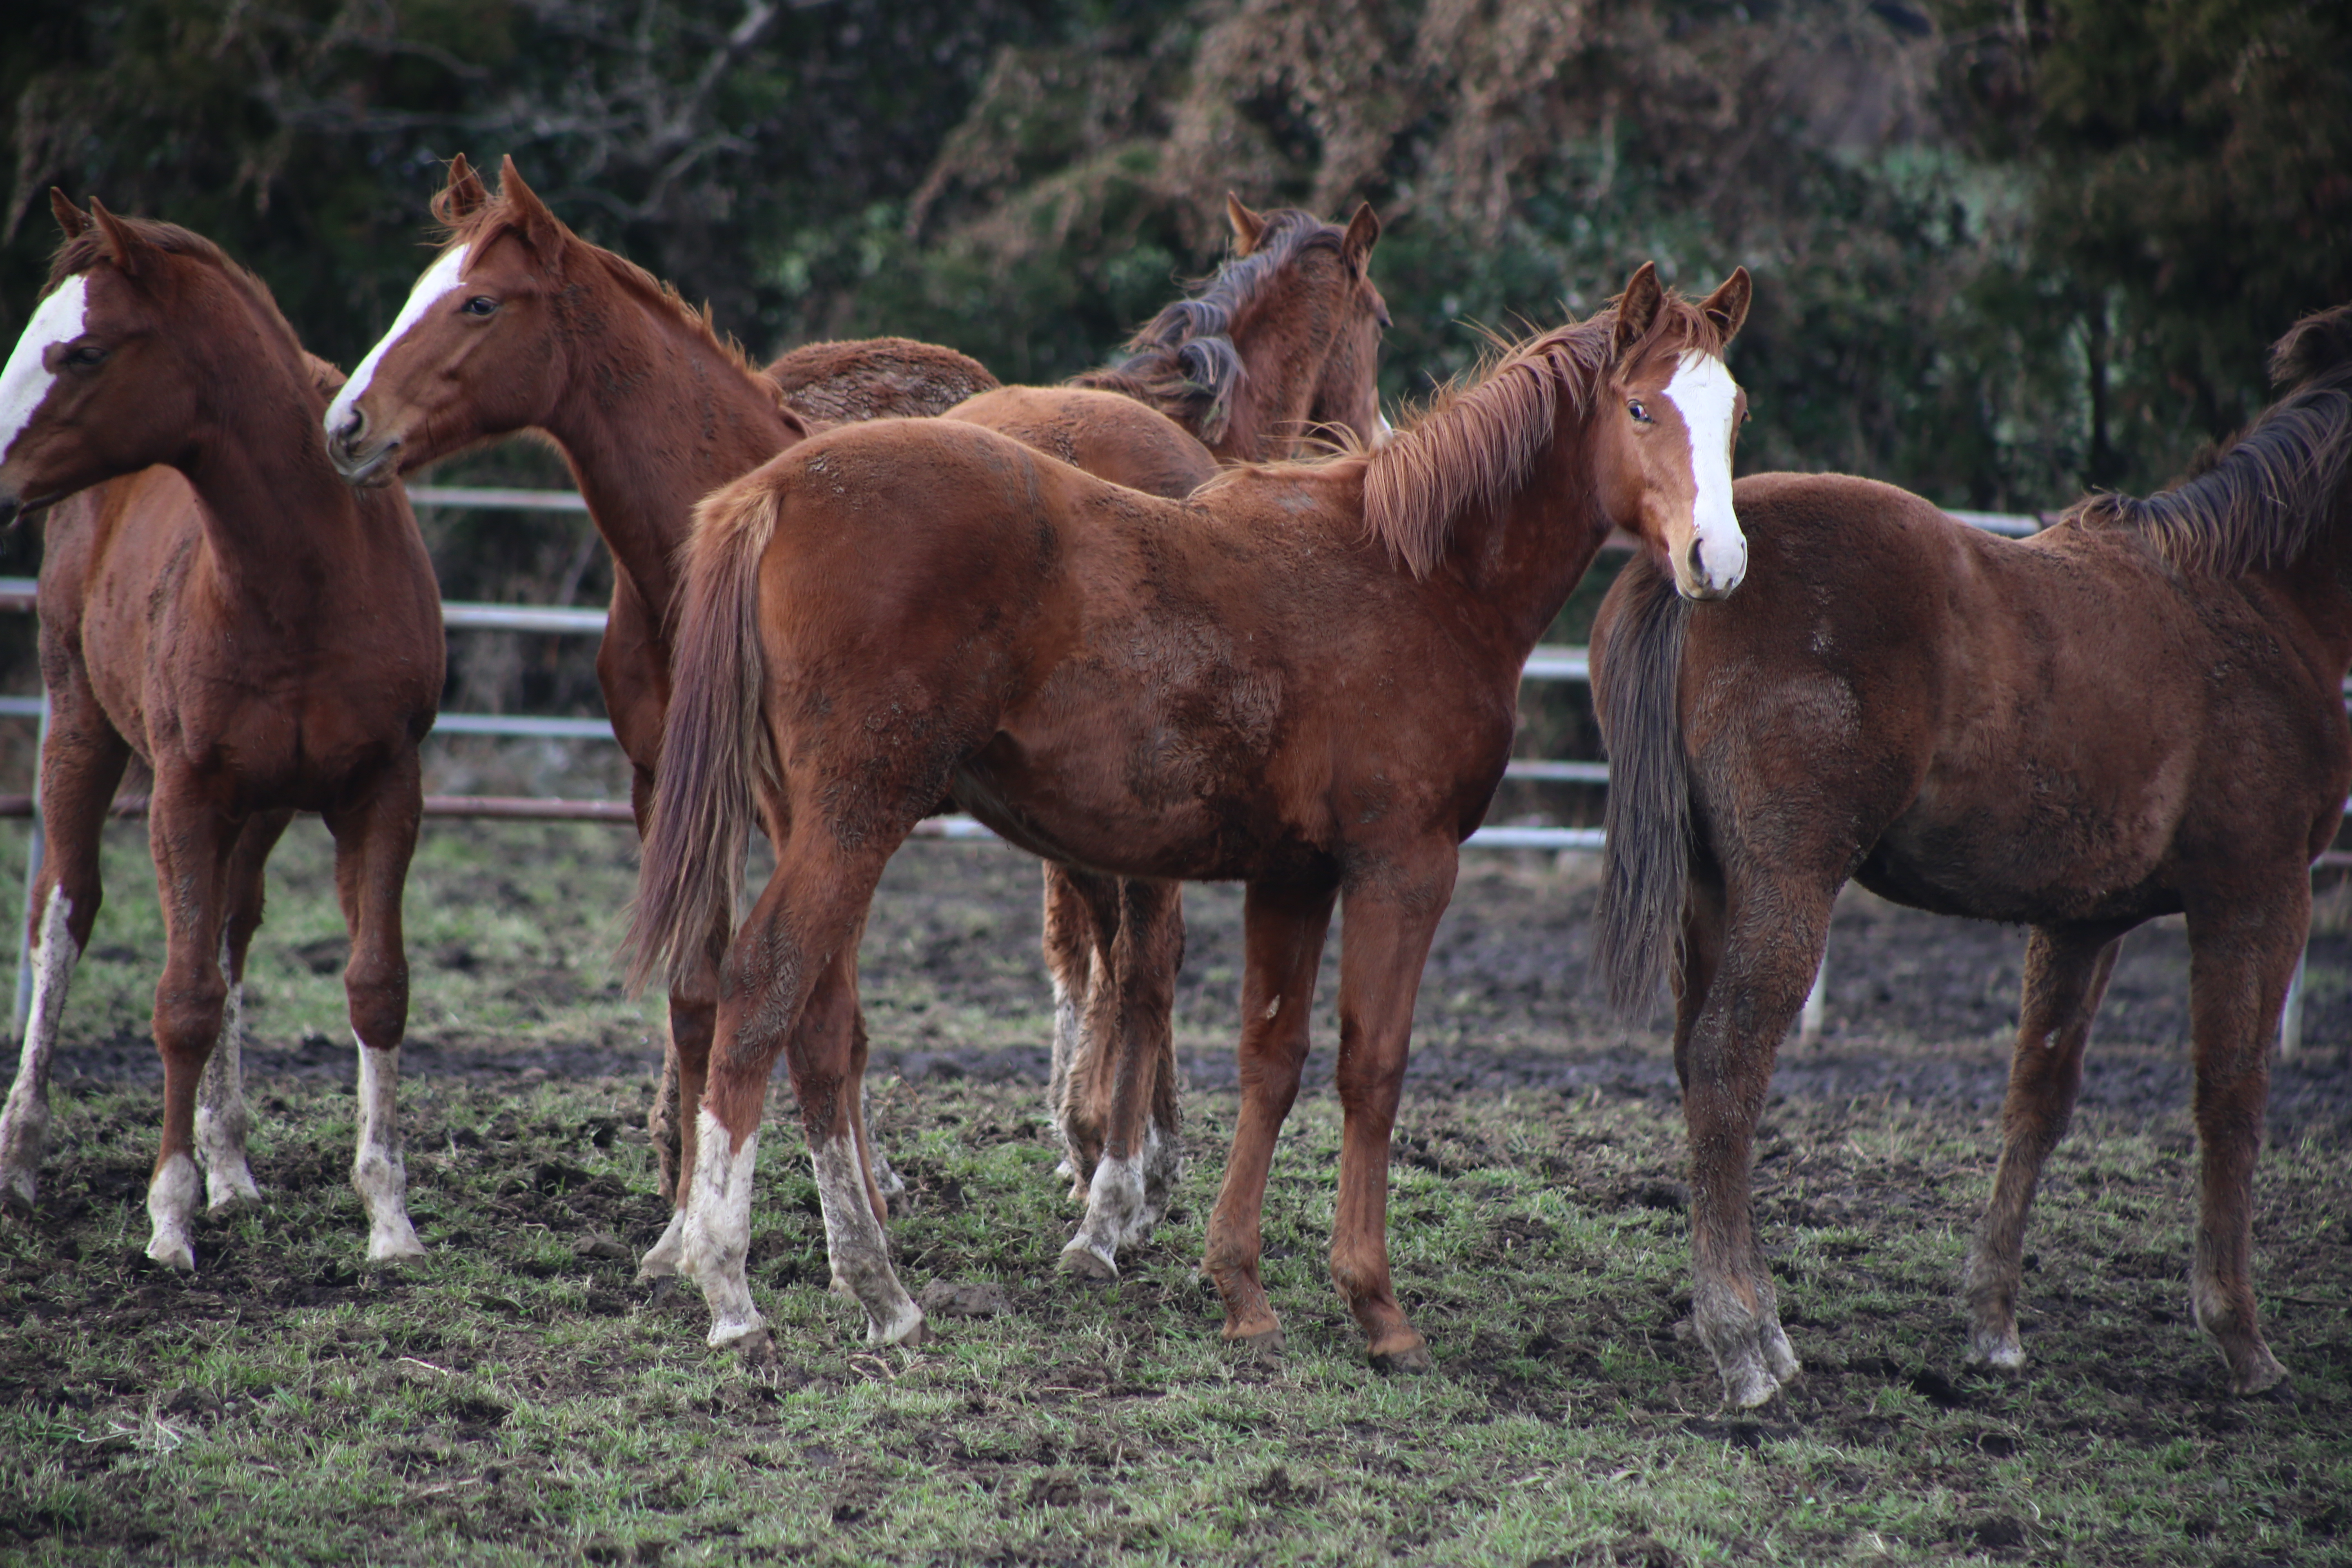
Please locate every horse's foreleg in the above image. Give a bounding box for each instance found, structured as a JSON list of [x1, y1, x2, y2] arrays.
[[1062, 878, 1184, 1280], [2182, 891, 2300, 1396], [1327, 863, 1453, 1372], [325, 762, 428, 1263], [142, 783, 241, 1270], [1682, 878, 1827, 1408], [0, 710, 126, 1212], [1203, 878, 1336, 1354], [1962, 925, 2120, 1372], [194, 809, 292, 1215], [1043, 865, 1118, 1197]]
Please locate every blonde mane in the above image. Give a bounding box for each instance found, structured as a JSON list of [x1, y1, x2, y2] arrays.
[[1205, 290, 1728, 577]]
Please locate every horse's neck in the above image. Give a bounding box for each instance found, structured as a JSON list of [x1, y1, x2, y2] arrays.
[[541, 290, 797, 618], [180, 348, 395, 619], [1218, 328, 1313, 463], [2259, 524, 2352, 680], [1439, 417, 1612, 657]]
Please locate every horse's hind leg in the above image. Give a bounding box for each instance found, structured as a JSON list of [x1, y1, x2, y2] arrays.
[[2181, 888, 2302, 1395], [194, 808, 293, 1214], [1044, 865, 1118, 1197], [686, 832, 917, 1353], [1063, 877, 1184, 1280], [0, 710, 128, 1211], [1962, 924, 2120, 1372], [1681, 872, 1831, 1407], [325, 759, 427, 1262], [141, 779, 242, 1270]]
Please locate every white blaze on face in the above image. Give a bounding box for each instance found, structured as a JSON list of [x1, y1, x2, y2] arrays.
[[1661, 349, 1746, 594], [0, 276, 91, 463], [1373, 409, 1396, 448], [325, 244, 469, 437]]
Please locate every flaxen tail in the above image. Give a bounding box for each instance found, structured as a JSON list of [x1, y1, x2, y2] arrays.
[[621, 468, 786, 996], [1591, 561, 1694, 1014]]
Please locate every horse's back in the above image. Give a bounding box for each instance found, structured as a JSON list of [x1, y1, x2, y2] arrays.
[[765, 336, 1000, 422], [944, 387, 1217, 501]]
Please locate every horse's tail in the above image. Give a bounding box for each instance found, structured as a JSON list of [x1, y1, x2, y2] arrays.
[[1591, 562, 1694, 1014], [621, 469, 784, 996]]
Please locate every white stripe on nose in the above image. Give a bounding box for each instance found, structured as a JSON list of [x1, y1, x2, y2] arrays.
[[0, 276, 91, 463], [1662, 350, 1745, 592], [325, 244, 470, 439]]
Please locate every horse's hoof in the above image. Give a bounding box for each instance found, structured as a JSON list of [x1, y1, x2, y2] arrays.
[[889, 1317, 932, 1350], [1059, 1241, 1118, 1282], [366, 1232, 428, 1264], [1226, 1325, 1285, 1358], [2231, 1350, 2290, 1399], [1965, 1332, 2027, 1374], [1718, 1360, 1782, 1411], [0, 1180, 35, 1218], [144, 1237, 196, 1272], [728, 1328, 778, 1367], [1369, 1339, 1433, 1376]]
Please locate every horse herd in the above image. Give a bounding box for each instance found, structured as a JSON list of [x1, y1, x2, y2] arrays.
[[0, 154, 2343, 1411]]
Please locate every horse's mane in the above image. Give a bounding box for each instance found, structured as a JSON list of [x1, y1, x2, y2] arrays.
[[434, 187, 767, 385], [47, 216, 309, 366], [2069, 304, 2352, 577], [1204, 288, 1728, 579], [1069, 208, 1348, 446]]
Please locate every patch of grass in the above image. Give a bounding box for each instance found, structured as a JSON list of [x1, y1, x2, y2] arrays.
[[0, 1070, 2346, 1566]]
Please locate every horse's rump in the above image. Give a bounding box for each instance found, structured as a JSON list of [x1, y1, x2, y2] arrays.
[[766, 337, 1000, 422]]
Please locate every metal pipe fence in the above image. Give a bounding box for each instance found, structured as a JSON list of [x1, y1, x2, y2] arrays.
[[0, 487, 2324, 1051]]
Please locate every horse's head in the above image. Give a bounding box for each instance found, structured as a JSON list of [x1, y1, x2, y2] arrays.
[[1221, 196, 1391, 456], [0, 195, 257, 527], [325, 155, 577, 485], [1588, 262, 1752, 600]]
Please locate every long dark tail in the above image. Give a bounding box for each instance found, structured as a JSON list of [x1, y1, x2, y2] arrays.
[[620, 469, 784, 996], [1591, 562, 1693, 1014]]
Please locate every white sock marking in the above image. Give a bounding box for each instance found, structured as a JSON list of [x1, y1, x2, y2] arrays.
[[145, 1151, 200, 1270], [681, 1107, 765, 1346], [0, 888, 77, 1207], [811, 1128, 924, 1345], [1661, 350, 1746, 593], [352, 1038, 423, 1259], [196, 947, 262, 1212], [326, 245, 469, 436], [0, 277, 90, 462]]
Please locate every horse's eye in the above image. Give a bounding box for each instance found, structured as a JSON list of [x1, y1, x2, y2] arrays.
[[460, 296, 499, 317], [62, 344, 108, 368], [1628, 398, 1650, 424]]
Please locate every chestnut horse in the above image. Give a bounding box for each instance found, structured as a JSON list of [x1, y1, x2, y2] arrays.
[[324, 155, 992, 1213], [326, 158, 1386, 1282], [945, 195, 1388, 1278], [625, 264, 1752, 1363], [1591, 304, 2352, 1406], [0, 198, 443, 1267]]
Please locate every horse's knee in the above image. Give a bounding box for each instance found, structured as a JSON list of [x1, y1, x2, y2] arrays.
[[343, 954, 409, 1049], [153, 969, 229, 1058]]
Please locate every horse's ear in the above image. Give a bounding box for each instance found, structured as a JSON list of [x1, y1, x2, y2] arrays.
[[497, 156, 564, 251], [50, 189, 90, 238], [1341, 203, 1381, 277], [1698, 267, 1752, 344], [433, 154, 491, 226], [1612, 262, 1663, 358], [87, 197, 146, 278], [1226, 193, 1268, 257]]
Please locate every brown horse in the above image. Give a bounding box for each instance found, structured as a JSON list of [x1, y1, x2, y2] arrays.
[[325, 158, 1387, 1283], [624, 264, 1752, 1363], [323, 155, 993, 1216], [0, 198, 443, 1267], [1591, 304, 2352, 1407], [947, 195, 1388, 1279]]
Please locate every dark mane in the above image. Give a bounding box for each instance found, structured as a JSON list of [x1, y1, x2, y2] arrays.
[[1353, 289, 1729, 578], [434, 189, 766, 384], [1069, 208, 1346, 446], [2069, 303, 2352, 577]]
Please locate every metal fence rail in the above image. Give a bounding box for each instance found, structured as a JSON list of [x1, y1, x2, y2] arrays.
[[0, 490, 2323, 1051]]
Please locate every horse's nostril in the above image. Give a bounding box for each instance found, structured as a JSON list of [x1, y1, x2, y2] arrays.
[[1685, 535, 1706, 580]]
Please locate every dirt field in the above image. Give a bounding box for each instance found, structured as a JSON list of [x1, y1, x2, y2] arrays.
[[1, 818, 2347, 1565]]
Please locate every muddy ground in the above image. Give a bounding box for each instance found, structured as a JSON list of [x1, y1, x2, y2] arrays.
[[42, 834, 2352, 1145]]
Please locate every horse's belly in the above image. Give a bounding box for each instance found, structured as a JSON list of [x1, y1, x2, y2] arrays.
[[1861, 806, 2177, 927]]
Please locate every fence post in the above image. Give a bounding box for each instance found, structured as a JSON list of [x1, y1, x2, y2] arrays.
[[2280, 943, 2308, 1057]]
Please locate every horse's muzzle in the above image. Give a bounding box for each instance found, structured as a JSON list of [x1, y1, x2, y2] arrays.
[[326, 419, 401, 488]]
